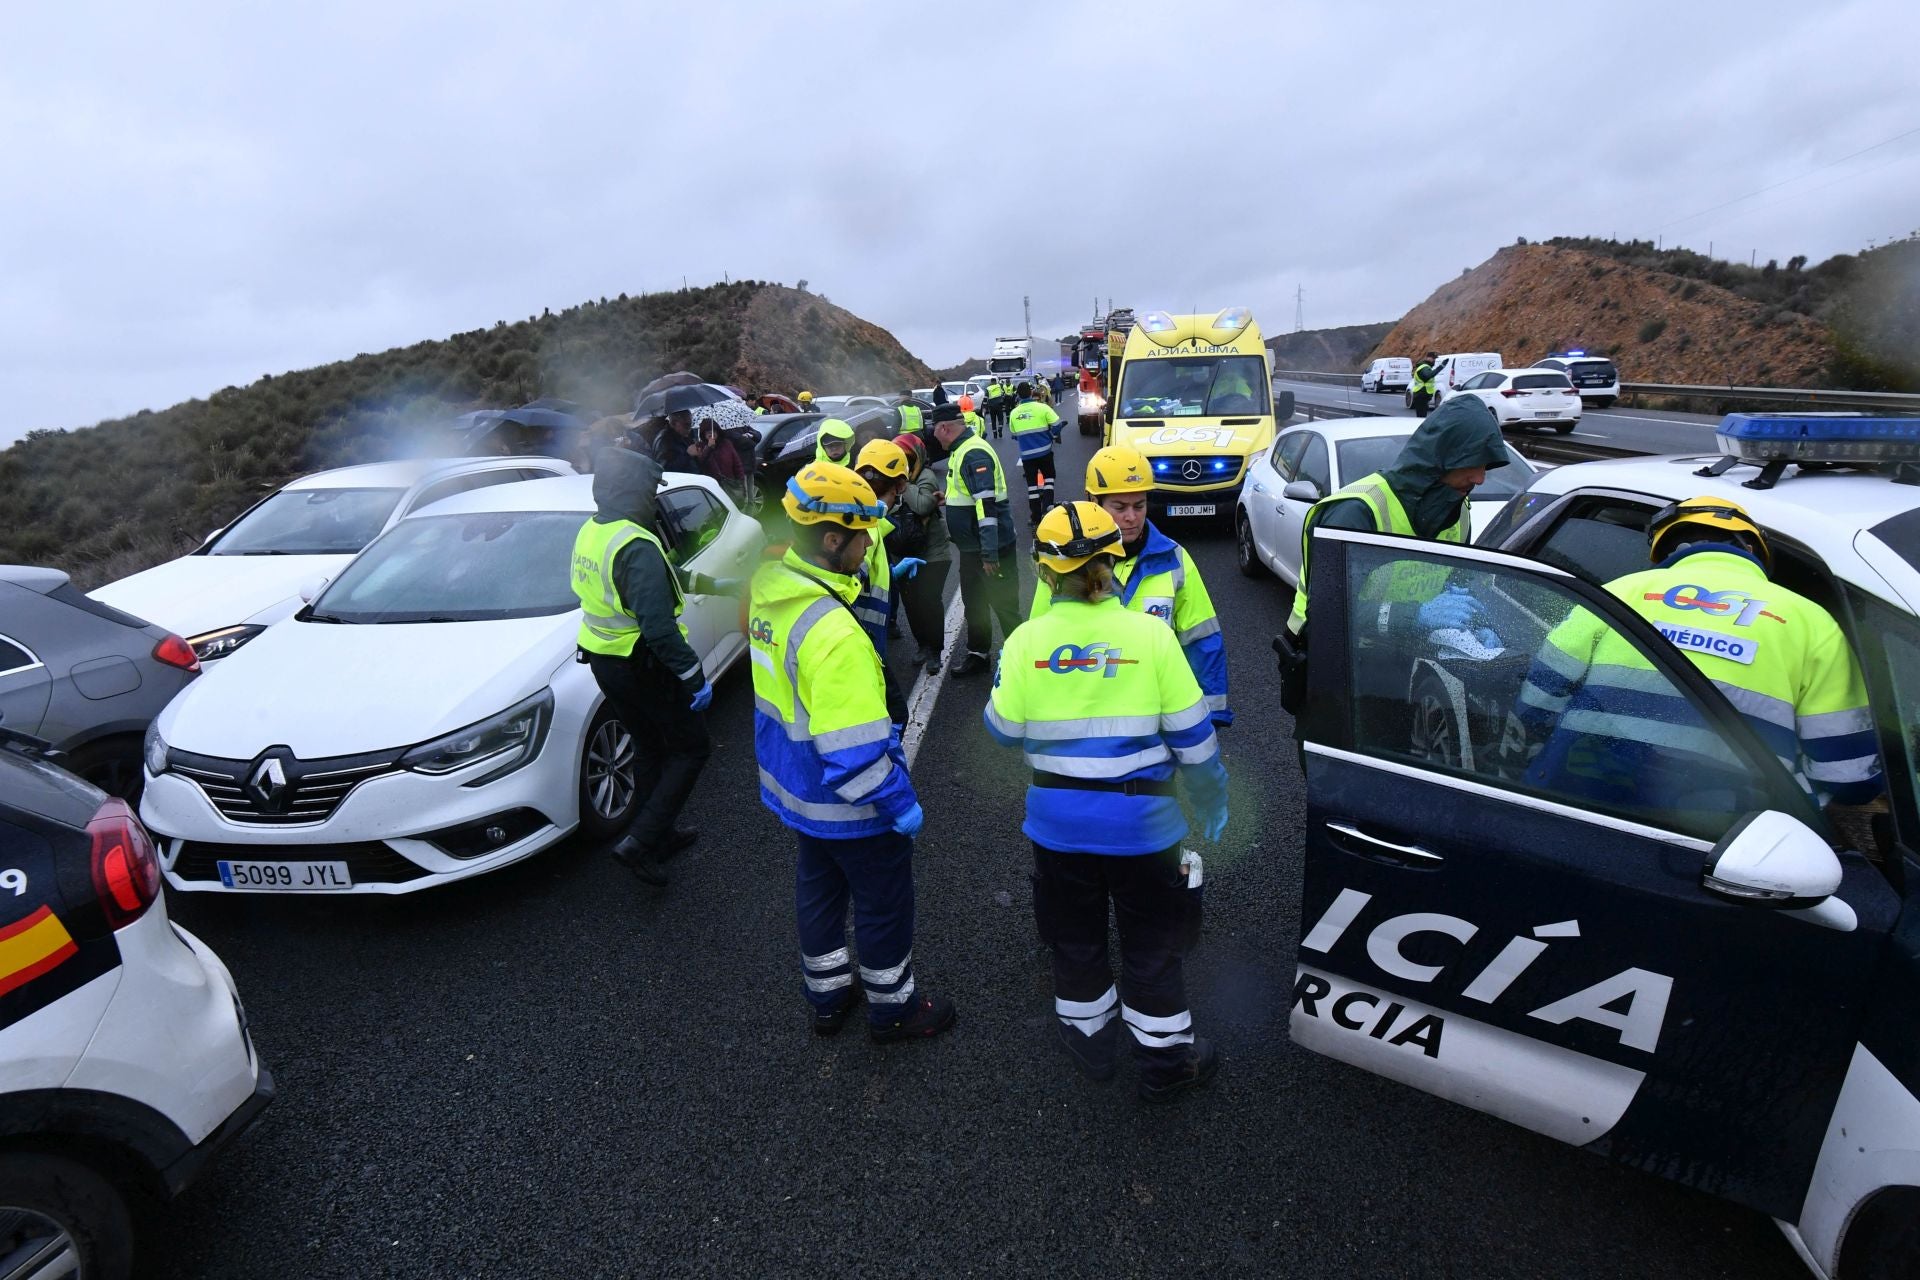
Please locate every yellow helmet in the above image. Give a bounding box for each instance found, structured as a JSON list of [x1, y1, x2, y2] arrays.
[[1085, 444, 1154, 496], [798, 390, 814, 404], [855, 438, 909, 480], [1033, 501, 1124, 573], [783, 462, 886, 530], [1648, 495, 1771, 569]]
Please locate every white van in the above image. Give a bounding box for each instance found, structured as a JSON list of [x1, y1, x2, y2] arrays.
[[1427, 352, 1504, 404], [1360, 358, 1412, 393]]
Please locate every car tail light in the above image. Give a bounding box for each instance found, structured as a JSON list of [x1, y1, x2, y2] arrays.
[[1500, 388, 1524, 398], [152, 634, 202, 673], [88, 798, 162, 929]]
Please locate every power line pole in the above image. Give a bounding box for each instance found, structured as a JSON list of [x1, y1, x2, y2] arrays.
[[1294, 285, 1305, 333], [1023, 295, 1032, 339]]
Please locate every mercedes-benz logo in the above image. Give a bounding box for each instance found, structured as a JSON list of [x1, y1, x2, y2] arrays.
[[1180, 459, 1204, 481], [247, 757, 288, 807]]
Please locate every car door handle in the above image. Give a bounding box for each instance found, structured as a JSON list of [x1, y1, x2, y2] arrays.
[[1326, 822, 1444, 865]]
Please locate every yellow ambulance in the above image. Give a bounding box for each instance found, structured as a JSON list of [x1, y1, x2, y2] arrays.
[[1107, 307, 1276, 521]]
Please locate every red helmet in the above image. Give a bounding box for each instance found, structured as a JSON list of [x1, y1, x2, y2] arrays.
[[892, 433, 928, 480]]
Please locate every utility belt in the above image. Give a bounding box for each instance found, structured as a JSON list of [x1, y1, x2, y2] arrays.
[[1030, 770, 1177, 797]]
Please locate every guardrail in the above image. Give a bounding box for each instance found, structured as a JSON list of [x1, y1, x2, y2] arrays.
[[1273, 370, 1920, 413]]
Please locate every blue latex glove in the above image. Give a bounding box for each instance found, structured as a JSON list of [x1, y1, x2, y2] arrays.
[[1201, 801, 1229, 843], [890, 557, 926, 581], [1474, 627, 1501, 650], [688, 680, 714, 712], [891, 802, 924, 838], [1416, 586, 1483, 632]]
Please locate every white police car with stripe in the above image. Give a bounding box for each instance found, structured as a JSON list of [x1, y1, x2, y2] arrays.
[[1289, 416, 1920, 1276]]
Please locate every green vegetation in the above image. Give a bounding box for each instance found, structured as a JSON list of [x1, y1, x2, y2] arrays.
[[1549, 234, 1920, 389], [0, 281, 887, 586], [1637, 317, 1668, 344]]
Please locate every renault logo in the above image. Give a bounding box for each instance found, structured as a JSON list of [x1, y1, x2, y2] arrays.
[[247, 757, 289, 808], [1180, 459, 1204, 481]]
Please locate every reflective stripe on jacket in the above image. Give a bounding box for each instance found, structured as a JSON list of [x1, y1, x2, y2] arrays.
[[1008, 400, 1063, 460], [984, 595, 1226, 855], [1286, 470, 1467, 634], [1514, 548, 1881, 807], [749, 550, 915, 837], [571, 518, 684, 656], [1031, 523, 1230, 725], [854, 516, 895, 647]]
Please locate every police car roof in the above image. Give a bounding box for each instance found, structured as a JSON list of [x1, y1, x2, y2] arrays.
[[1528, 453, 1920, 602], [398, 470, 721, 518]]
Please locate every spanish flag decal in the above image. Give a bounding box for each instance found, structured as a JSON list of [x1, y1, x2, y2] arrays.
[[0, 907, 79, 1000]]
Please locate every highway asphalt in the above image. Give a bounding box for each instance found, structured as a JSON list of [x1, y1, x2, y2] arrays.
[[1273, 376, 1729, 457], [152, 395, 1805, 1278]]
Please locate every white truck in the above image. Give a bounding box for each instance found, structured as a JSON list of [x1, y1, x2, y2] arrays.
[[986, 336, 1063, 386]]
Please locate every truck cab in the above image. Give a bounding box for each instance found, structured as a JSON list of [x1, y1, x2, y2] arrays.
[[1109, 307, 1276, 523]]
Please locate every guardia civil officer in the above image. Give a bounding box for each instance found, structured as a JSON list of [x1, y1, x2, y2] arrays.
[[1509, 496, 1882, 811], [1033, 445, 1231, 725], [985, 501, 1229, 1102], [569, 448, 714, 886], [749, 462, 956, 1041], [930, 404, 1022, 676]]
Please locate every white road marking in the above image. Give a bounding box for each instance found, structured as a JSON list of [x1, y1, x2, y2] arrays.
[[901, 587, 965, 768]]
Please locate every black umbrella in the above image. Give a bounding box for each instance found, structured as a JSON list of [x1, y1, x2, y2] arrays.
[[633, 383, 729, 419]]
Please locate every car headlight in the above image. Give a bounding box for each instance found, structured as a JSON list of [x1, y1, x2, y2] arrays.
[[400, 690, 552, 785], [144, 722, 170, 777], [187, 624, 267, 662]]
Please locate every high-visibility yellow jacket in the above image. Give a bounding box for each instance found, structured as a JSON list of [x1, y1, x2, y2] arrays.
[[984, 595, 1225, 855], [1286, 471, 1467, 635], [1514, 547, 1881, 808], [943, 428, 1013, 557], [749, 549, 916, 838], [570, 517, 687, 657]]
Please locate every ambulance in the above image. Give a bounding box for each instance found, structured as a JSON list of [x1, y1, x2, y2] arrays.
[[1107, 307, 1276, 522]]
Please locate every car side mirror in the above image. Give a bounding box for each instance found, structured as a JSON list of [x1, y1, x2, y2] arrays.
[[1283, 480, 1321, 503], [1275, 390, 1296, 419], [1703, 811, 1843, 907], [297, 574, 331, 605]]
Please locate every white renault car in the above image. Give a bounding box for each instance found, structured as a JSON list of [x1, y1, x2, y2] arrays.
[[92, 456, 574, 664], [1450, 367, 1584, 434], [1234, 417, 1536, 585], [138, 471, 762, 895], [1284, 415, 1920, 1277]]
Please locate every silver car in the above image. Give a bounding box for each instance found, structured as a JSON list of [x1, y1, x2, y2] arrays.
[[0, 566, 200, 798]]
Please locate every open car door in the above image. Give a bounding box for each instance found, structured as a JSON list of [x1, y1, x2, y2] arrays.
[[1291, 527, 1900, 1220]]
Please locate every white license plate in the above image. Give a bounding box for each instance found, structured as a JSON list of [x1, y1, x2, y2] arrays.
[[1165, 504, 1216, 517], [1533, 411, 1559, 418], [216, 859, 353, 891]]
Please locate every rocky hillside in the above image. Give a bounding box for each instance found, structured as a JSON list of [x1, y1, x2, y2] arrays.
[[1267, 321, 1396, 374], [0, 282, 932, 585], [1366, 243, 1836, 386]]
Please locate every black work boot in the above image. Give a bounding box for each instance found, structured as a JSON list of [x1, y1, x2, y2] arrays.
[[661, 828, 699, 858], [1056, 1019, 1121, 1082], [870, 993, 957, 1044], [1138, 1037, 1221, 1104], [917, 645, 942, 674], [813, 990, 859, 1037], [949, 650, 990, 678], [609, 836, 668, 887]]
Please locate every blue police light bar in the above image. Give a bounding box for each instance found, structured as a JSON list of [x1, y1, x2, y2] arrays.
[[1715, 413, 1920, 463], [1565, 348, 1585, 356]]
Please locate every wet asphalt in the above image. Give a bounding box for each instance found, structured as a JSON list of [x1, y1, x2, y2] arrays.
[[151, 398, 1805, 1278]]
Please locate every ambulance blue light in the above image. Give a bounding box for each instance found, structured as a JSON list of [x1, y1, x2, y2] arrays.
[[1715, 414, 1920, 463], [1138, 311, 1178, 334]]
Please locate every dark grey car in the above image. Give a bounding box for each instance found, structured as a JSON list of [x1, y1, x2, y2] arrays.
[[0, 566, 200, 799]]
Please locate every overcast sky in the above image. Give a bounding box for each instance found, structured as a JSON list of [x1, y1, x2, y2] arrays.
[[3, 0, 1916, 445]]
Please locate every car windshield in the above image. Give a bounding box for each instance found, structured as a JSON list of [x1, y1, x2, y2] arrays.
[[210, 488, 405, 556], [1335, 435, 1534, 498], [1118, 355, 1270, 418], [310, 511, 581, 623], [1513, 374, 1573, 390]]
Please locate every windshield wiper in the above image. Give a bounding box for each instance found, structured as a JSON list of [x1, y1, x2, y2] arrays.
[[303, 611, 350, 624]]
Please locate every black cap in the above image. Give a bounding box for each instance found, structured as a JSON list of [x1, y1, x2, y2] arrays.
[[929, 404, 961, 424]]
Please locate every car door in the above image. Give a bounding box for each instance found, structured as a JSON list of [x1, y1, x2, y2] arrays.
[[1262, 431, 1313, 581], [1293, 527, 1901, 1219], [1276, 434, 1335, 584], [657, 485, 757, 676]]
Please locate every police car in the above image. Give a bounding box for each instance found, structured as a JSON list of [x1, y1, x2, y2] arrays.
[[0, 733, 271, 1277], [1287, 415, 1920, 1276]]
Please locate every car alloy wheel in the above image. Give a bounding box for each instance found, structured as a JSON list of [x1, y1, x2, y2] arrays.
[[0, 1207, 78, 1280], [579, 707, 640, 837], [1408, 675, 1463, 770], [1236, 512, 1265, 579]]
